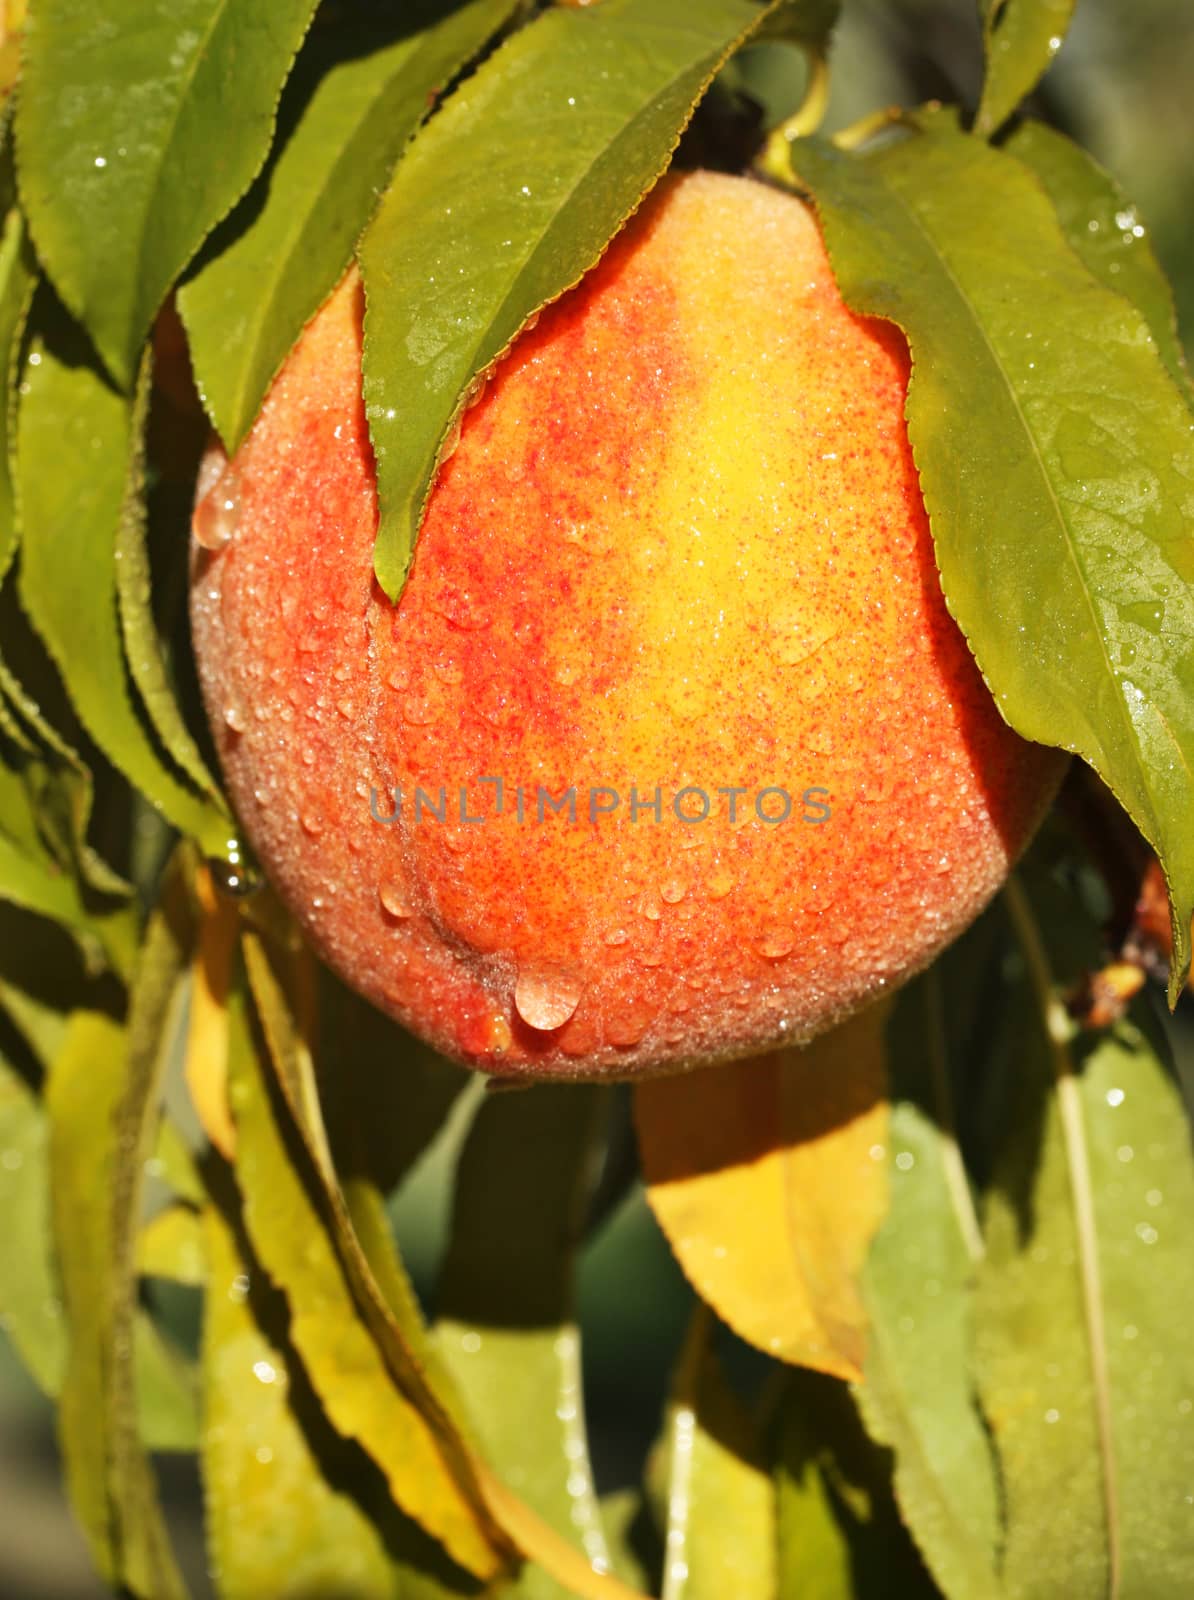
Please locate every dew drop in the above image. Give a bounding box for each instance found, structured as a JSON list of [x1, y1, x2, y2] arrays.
[[758, 931, 795, 961], [222, 704, 246, 733], [193, 470, 242, 551], [299, 810, 324, 837], [379, 881, 411, 920], [659, 877, 686, 905], [514, 964, 584, 1032]]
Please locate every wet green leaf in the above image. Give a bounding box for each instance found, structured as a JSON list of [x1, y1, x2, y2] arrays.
[[1004, 119, 1193, 405], [232, 934, 507, 1582], [651, 1312, 775, 1600], [437, 1083, 610, 1597], [360, 0, 773, 598], [775, 1369, 937, 1599], [977, 872, 1194, 1598], [854, 959, 1001, 1600], [975, 0, 1073, 137], [16, 0, 320, 388], [789, 110, 1194, 1000], [180, 0, 516, 451], [15, 286, 230, 853]]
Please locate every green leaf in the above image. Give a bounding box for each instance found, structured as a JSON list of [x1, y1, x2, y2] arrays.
[[180, 0, 517, 451], [854, 957, 1001, 1600], [139, 1202, 205, 1286], [15, 286, 231, 853], [47, 1006, 187, 1600], [0, 1040, 66, 1393], [135, 1316, 200, 1455], [1003, 119, 1194, 406], [788, 110, 1194, 1001], [0, 827, 130, 974], [360, 0, 773, 599], [232, 933, 507, 1583], [15, 0, 321, 389], [437, 1083, 610, 1597], [775, 1369, 938, 1599], [651, 1310, 776, 1600], [977, 871, 1194, 1598], [115, 351, 225, 807], [201, 1182, 414, 1600], [975, 0, 1073, 137]]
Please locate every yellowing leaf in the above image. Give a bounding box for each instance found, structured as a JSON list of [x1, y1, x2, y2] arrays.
[[183, 862, 239, 1159], [635, 1004, 890, 1379]]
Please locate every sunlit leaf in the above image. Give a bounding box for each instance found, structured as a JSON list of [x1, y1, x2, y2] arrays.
[[651, 1310, 775, 1600], [360, 0, 773, 598], [16, 0, 321, 387], [438, 1083, 611, 1596], [775, 1369, 937, 1598], [231, 935, 508, 1582], [789, 110, 1194, 1000], [180, 0, 516, 451], [636, 1005, 889, 1378], [975, 0, 1073, 137], [202, 1179, 430, 1600], [139, 1202, 204, 1286]]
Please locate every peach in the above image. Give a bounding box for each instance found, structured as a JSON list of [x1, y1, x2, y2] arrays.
[[189, 168, 1065, 1078]]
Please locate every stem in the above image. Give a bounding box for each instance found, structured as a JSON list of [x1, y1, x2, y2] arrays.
[[1003, 874, 1121, 1599], [924, 967, 985, 1263], [755, 50, 832, 186]]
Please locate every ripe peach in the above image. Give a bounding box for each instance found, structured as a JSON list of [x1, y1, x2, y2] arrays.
[[189, 169, 1065, 1079]]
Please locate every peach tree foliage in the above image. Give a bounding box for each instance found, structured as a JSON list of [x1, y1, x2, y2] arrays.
[[0, 1, 1192, 1597]]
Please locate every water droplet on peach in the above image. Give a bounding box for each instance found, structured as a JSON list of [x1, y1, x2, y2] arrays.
[[379, 881, 411, 919], [222, 704, 245, 733], [193, 469, 242, 550], [514, 963, 584, 1031]]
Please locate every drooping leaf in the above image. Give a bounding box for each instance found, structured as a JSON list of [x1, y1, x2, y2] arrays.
[[650, 1310, 776, 1600], [241, 930, 648, 1600], [854, 955, 1002, 1600], [789, 110, 1194, 1001], [15, 0, 321, 388], [47, 1005, 186, 1600], [437, 1082, 611, 1596], [0, 179, 34, 587], [135, 1316, 200, 1454], [15, 286, 231, 853], [114, 350, 225, 806], [230, 935, 508, 1583], [180, 0, 517, 451], [975, 0, 1073, 137], [1003, 118, 1193, 405], [775, 1369, 938, 1598], [977, 871, 1194, 1598], [0, 1038, 66, 1393], [0, 827, 131, 975], [201, 1178, 427, 1600], [359, 0, 774, 598], [635, 1004, 889, 1378]]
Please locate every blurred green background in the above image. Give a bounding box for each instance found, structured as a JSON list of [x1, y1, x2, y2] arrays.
[[2, 0, 1192, 1592]]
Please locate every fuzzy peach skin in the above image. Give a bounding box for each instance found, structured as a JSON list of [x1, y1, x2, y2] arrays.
[[190, 168, 1066, 1079]]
